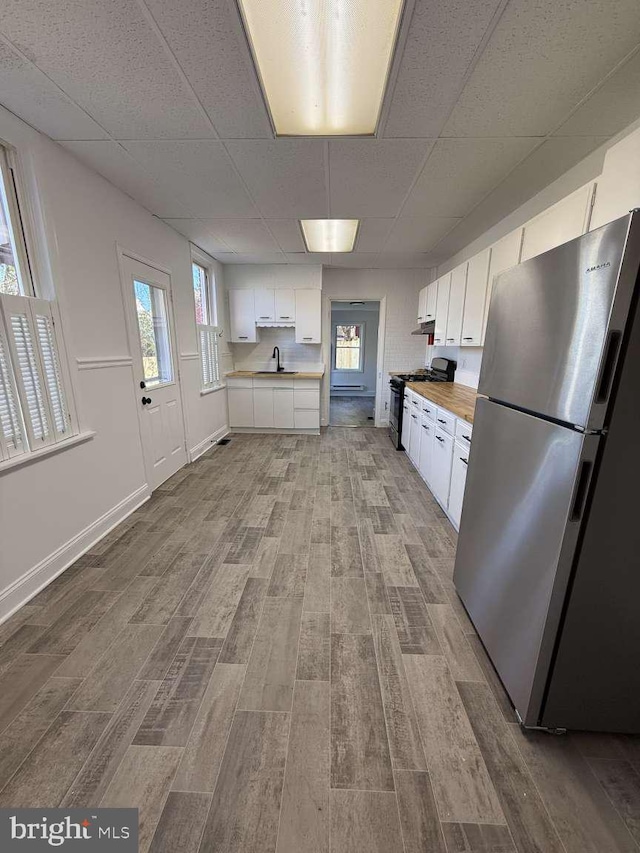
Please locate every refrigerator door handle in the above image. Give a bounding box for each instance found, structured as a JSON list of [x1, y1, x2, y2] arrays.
[[595, 330, 622, 404], [569, 460, 594, 522]]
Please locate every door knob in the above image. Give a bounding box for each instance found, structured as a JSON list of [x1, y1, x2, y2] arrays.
[[141, 397, 152, 406], [140, 380, 146, 389]]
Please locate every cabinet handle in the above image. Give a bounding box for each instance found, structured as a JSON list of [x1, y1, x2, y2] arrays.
[[437, 418, 446, 424], [462, 434, 471, 442], [459, 457, 468, 465], [303, 336, 313, 340], [238, 336, 248, 340], [411, 414, 417, 420], [279, 315, 292, 319], [446, 338, 455, 341], [463, 337, 473, 340], [436, 436, 444, 443], [259, 315, 271, 319], [422, 424, 428, 430]]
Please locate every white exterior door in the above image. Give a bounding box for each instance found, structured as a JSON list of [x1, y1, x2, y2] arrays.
[[121, 255, 187, 490]]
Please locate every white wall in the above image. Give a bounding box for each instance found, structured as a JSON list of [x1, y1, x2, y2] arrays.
[[0, 105, 229, 621], [321, 268, 429, 424], [330, 306, 379, 396]]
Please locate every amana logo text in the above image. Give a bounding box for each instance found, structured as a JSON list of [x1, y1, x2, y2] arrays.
[[585, 261, 611, 272]]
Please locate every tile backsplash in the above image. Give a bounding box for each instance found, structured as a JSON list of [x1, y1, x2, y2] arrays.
[[228, 327, 323, 372]]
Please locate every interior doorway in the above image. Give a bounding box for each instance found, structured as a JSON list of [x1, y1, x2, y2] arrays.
[[329, 300, 380, 427]]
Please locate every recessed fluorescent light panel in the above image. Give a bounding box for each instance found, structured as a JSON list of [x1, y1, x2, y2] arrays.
[[237, 0, 405, 136], [301, 219, 359, 252]]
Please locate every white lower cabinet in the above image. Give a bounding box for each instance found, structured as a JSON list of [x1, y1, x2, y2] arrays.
[[418, 418, 433, 483], [448, 443, 469, 529], [431, 428, 454, 508], [228, 388, 254, 427], [253, 388, 275, 428], [401, 402, 411, 451], [273, 388, 294, 428], [408, 409, 421, 466]]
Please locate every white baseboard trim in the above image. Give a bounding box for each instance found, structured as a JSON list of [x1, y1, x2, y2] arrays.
[[0, 483, 150, 626], [189, 424, 229, 462], [229, 427, 320, 436]]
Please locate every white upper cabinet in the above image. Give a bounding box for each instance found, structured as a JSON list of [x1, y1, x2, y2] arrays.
[[425, 280, 437, 323], [417, 286, 428, 323], [520, 184, 592, 262], [482, 229, 522, 343], [254, 289, 275, 322], [295, 290, 321, 343], [229, 289, 259, 343], [433, 273, 451, 346], [445, 264, 467, 346], [461, 249, 490, 347], [591, 127, 640, 230], [275, 289, 296, 322]]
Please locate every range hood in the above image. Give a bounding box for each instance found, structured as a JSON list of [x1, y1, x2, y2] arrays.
[[411, 320, 435, 336]]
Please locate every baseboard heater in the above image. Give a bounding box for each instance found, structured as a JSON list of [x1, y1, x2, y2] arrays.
[[331, 384, 365, 391]]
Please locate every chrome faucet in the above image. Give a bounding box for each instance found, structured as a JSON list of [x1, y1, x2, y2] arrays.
[[272, 346, 284, 372]]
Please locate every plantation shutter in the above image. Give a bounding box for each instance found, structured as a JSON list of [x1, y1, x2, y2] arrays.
[[0, 319, 26, 460], [0, 294, 71, 450], [198, 324, 221, 389]]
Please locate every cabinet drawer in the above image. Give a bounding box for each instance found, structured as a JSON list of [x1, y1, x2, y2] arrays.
[[294, 378, 321, 389], [419, 398, 436, 421], [455, 419, 473, 446], [253, 377, 295, 389], [227, 377, 253, 389], [294, 389, 320, 410], [434, 408, 455, 435], [294, 409, 319, 429]]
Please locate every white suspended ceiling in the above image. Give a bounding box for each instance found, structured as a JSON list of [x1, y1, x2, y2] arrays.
[[1, 0, 640, 268]]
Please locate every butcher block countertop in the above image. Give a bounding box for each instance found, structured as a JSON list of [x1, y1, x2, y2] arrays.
[[404, 381, 479, 423], [226, 370, 324, 380]]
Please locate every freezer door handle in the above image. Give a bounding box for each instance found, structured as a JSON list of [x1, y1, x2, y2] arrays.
[[595, 330, 621, 404], [569, 460, 593, 522]]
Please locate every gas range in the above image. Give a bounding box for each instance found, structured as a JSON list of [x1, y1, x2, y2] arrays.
[[388, 358, 457, 450]]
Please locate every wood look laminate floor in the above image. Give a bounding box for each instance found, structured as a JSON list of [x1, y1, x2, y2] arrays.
[[330, 395, 375, 426], [1, 427, 640, 853]]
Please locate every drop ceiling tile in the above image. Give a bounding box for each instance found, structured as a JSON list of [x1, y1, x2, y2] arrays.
[[329, 140, 432, 217], [403, 138, 539, 219], [355, 220, 395, 253], [554, 48, 640, 137], [121, 140, 256, 218], [328, 254, 382, 269], [285, 252, 332, 265], [366, 253, 434, 269], [199, 220, 279, 253], [443, 0, 640, 138], [60, 141, 191, 217], [433, 136, 609, 260], [267, 220, 306, 253], [162, 219, 232, 253], [143, 0, 271, 138], [225, 140, 327, 218], [383, 0, 504, 137], [0, 39, 107, 140], [0, 0, 213, 139], [216, 252, 287, 265], [384, 216, 460, 253]]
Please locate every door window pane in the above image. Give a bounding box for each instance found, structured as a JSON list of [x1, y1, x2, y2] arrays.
[[134, 280, 173, 386], [192, 262, 209, 325], [335, 324, 364, 371]]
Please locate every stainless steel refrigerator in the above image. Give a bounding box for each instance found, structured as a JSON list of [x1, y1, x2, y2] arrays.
[[453, 211, 640, 732]]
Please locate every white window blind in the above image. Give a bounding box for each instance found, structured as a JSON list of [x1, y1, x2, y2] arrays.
[[0, 293, 72, 455], [0, 321, 26, 460], [198, 324, 221, 389]]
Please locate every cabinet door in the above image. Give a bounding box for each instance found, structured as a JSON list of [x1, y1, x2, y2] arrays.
[[255, 289, 275, 322], [520, 185, 591, 262], [448, 445, 469, 529], [273, 388, 294, 428], [408, 410, 421, 466], [228, 388, 254, 427], [401, 402, 411, 452], [253, 388, 274, 428], [425, 281, 437, 322], [430, 428, 454, 508], [229, 290, 258, 342], [295, 290, 321, 343], [445, 264, 467, 346], [418, 418, 433, 483], [433, 274, 451, 346], [482, 230, 522, 343], [417, 286, 428, 322], [275, 289, 296, 322], [461, 249, 490, 347]]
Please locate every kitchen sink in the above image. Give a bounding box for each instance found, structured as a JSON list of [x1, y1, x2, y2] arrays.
[[254, 370, 298, 374]]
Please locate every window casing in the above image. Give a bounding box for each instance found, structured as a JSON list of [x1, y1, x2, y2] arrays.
[[334, 323, 365, 372], [192, 258, 222, 391], [0, 144, 76, 464]]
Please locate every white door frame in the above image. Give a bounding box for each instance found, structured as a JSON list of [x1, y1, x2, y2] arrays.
[[116, 244, 188, 489], [321, 295, 387, 427]]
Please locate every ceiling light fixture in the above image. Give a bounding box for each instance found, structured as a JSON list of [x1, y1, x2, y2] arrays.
[[236, 0, 405, 136], [301, 219, 359, 252]]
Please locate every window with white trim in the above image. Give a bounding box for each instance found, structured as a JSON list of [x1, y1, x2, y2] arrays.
[[192, 259, 222, 391], [334, 323, 365, 372], [0, 144, 76, 463]]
